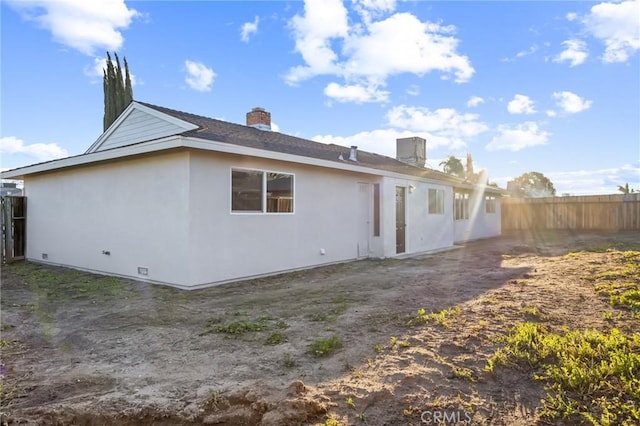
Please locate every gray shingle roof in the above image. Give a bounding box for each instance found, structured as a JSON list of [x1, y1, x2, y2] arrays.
[[138, 101, 465, 185]]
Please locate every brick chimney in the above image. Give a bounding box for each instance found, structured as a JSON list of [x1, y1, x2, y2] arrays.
[[396, 137, 426, 168], [246, 107, 271, 131]]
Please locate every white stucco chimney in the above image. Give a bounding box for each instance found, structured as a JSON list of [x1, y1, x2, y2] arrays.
[[246, 107, 271, 131], [349, 145, 358, 161], [396, 137, 426, 168]]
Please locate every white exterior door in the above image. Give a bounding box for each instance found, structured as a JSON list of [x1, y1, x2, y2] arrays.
[[357, 182, 371, 258]]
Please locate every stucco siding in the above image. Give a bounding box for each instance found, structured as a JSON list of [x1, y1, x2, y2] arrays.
[[453, 191, 501, 242], [407, 181, 455, 254], [98, 109, 186, 151], [24, 152, 190, 285], [186, 151, 377, 286], [470, 195, 501, 239], [17, 144, 501, 289], [380, 178, 454, 258]]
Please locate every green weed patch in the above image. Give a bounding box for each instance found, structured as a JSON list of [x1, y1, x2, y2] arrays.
[[265, 331, 287, 345], [203, 315, 289, 336], [409, 307, 460, 328], [486, 323, 640, 424], [308, 335, 342, 357], [213, 319, 269, 335], [590, 251, 640, 315], [451, 366, 475, 382], [5, 262, 133, 300]]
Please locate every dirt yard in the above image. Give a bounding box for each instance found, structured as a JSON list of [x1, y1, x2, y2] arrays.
[[1, 230, 639, 425]]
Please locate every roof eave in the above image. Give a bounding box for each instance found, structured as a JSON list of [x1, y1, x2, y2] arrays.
[[1, 136, 186, 180], [182, 136, 467, 185], [1, 133, 505, 193]]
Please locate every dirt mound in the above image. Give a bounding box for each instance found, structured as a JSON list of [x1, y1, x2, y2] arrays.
[[3, 381, 329, 426]]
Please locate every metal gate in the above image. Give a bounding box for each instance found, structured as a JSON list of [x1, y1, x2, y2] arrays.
[[1, 196, 26, 263]]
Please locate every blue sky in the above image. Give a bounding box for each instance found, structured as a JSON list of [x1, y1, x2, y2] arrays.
[[1, 0, 639, 195]]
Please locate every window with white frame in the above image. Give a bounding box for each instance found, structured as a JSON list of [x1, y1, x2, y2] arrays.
[[454, 191, 469, 220], [232, 169, 294, 213], [428, 188, 444, 214], [485, 195, 497, 214]]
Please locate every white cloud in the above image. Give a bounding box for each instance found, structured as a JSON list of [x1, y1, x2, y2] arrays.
[[386, 105, 488, 149], [552, 91, 593, 114], [406, 85, 420, 96], [341, 13, 474, 83], [241, 16, 259, 42], [517, 45, 538, 58], [354, 0, 396, 14], [184, 60, 216, 92], [312, 104, 488, 157], [566, 12, 578, 22], [553, 39, 588, 66], [501, 45, 538, 62], [583, 0, 640, 63], [546, 110, 557, 117], [286, 0, 474, 102], [314, 129, 422, 158], [83, 56, 138, 86], [387, 105, 488, 137], [0, 136, 69, 163], [353, 0, 396, 23], [324, 81, 389, 103], [466, 96, 484, 108], [547, 164, 640, 195], [486, 122, 550, 152], [287, 0, 349, 83], [507, 94, 537, 115], [7, 0, 139, 56], [85, 57, 108, 78]]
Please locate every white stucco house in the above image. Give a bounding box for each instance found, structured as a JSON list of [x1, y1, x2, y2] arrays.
[[1, 102, 503, 289]]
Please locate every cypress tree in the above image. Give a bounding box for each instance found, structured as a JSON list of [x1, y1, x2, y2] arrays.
[[103, 68, 109, 130], [104, 52, 117, 130], [102, 51, 134, 131], [113, 53, 125, 116]]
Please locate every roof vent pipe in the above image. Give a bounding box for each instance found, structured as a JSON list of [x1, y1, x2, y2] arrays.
[[349, 145, 358, 161]]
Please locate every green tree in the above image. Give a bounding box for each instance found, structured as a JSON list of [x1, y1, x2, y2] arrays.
[[617, 183, 636, 194], [507, 172, 556, 197], [439, 155, 465, 178], [103, 52, 133, 131]]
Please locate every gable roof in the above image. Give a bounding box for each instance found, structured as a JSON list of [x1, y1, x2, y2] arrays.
[[1, 101, 504, 193], [85, 102, 199, 153], [136, 102, 465, 185]]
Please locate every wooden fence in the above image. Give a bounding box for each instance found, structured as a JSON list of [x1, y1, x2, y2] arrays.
[[1, 196, 26, 263], [501, 194, 640, 231]]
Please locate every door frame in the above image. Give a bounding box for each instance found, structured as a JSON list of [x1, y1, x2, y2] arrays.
[[395, 186, 406, 254], [357, 182, 372, 258]]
